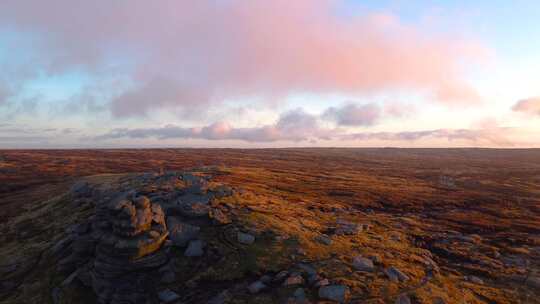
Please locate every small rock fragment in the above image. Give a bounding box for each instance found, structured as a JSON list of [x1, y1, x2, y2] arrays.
[[298, 263, 317, 276], [293, 288, 306, 301], [260, 275, 273, 284], [315, 234, 332, 245], [395, 294, 411, 304], [158, 289, 180, 303], [283, 274, 305, 287], [167, 217, 200, 247], [384, 266, 410, 282], [313, 278, 329, 288], [184, 240, 205, 257], [237, 232, 255, 245], [466, 276, 484, 284], [353, 255, 375, 272], [273, 270, 289, 282], [248, 281, 267, 294], [318, 285, 349, 303]]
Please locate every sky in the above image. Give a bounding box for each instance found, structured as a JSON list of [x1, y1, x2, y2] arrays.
[[0, 0, 539, 148]]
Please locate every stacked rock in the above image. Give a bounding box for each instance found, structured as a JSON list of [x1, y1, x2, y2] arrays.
[[91, 193, 169, 304]]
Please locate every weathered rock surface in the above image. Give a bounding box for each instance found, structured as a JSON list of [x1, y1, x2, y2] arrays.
[[158, 289, 180, 303], [237, 232, 255, 245], [395, 294, 411, 304], [384, 266, 410, 282], [248, 280, 267, 294], [283, 274, 305, 286], [184, 239, 204, 257], [318, 285, 349, 303], [91, 193, 169, 304], [167, 216, 200, 247], [353, 255, 375, 272]]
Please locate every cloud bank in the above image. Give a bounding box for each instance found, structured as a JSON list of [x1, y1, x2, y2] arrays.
[[323, 103, 381, 126], [96, 108, 514, 147], [0, 0, 486, 117], [512, 97, 540, 116]]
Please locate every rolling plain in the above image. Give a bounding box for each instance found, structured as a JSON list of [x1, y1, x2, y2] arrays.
[[0, 148, 539, 304]]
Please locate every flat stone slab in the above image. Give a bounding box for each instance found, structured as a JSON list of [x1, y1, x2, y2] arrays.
[[237, 232, 255, 244], [318, 285, 349, 303], [353, 256, 375, 272], [167, 217, 200, 247], [158, 289, 180, 303], [184, 240, 204, 257]]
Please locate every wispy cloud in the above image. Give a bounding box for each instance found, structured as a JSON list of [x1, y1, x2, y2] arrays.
[[343, 128, 514, 147], [512, 97, 540, 116], [322, 103, 381, 126]]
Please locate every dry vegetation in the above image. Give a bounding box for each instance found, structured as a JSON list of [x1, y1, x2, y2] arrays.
[[0, 148, 539, 303]]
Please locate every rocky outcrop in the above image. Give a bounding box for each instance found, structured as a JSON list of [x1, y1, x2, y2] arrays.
[[90, 193, 169, 304], [49, 170, 238, 304]]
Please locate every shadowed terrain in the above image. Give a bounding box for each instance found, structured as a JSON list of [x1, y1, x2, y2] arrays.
[[0, 148, 539, 303]]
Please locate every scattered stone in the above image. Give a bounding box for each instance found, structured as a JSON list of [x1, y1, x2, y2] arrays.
[[466, 276, 484, 284], [283, 274, 305, 286], [237, 232, 255, 245], [384, 266, 410, 282], [158, 289, 181, 303], [273, 270, 289, 282], [318, 285, 349, 303], [248, 280, 267, 294], [260, 275, 273, 284], [307, 273, 321, 285], [313, 278, 329, 288], [315, 234, 332, 245], [167, 217, 200, 247], [298, 263, 317, 276], [395, 294, 411, 304], [353, 255, 375, 272], [335, 220, 360, 235], [185, 240, 205, 257], [293, 288, 307, 302]]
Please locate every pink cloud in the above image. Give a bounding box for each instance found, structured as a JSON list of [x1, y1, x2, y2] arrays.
[[95, 107, 517, 147], [0, 0, 488, 117], [512, 97, 540, 116], [323, 103, 381, 126]]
